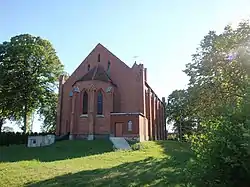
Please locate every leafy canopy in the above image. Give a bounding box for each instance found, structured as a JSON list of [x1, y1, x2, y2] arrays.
[[183, 20, 250, 187], [0, 34, 64, 132]]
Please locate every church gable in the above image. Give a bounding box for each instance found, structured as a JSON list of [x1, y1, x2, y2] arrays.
[[64, 43, 134, 88]]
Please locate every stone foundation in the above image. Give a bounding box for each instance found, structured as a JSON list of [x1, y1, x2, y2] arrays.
[[94, 134, 110, 139], [69, 134, 139, 142], [69, 134, 88, 140]]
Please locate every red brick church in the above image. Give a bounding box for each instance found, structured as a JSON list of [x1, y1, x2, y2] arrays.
[[56, 44, 166, 141]]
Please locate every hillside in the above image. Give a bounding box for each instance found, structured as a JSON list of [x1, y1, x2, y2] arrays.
[[0, 140, 192, 187]]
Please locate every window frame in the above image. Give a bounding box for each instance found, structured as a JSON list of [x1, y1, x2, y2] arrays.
[[128, 120, 133, 131], [82, 91, 88, 114], [97, 90, 103, 115]]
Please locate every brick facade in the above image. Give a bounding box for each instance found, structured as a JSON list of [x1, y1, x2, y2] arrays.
[[56, 43, 166, 141]]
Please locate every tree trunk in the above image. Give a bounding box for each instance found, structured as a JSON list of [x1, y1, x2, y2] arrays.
[[0, 118, 4, 133], [23, 104, 27, 133], [30, 112, 35, 132]]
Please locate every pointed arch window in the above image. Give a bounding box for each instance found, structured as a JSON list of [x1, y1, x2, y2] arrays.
[[82, 91, 88, 114], [97, 91, 103, 115], [87, 64, 90, 71]]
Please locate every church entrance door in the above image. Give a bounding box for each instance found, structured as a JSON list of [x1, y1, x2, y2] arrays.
[[115, 123, 123, 137]]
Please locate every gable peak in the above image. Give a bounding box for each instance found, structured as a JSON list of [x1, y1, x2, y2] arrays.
[[95, 43, 106, 50]]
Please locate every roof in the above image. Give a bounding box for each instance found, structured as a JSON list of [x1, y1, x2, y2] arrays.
[[72, 64, 117, 87]]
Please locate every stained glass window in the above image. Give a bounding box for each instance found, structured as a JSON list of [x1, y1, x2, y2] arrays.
[[97, 91, 103, 115], [82, 92, 88, 114]]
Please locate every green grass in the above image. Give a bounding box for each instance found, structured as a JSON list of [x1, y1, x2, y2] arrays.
[[0, 140, 192, 187]]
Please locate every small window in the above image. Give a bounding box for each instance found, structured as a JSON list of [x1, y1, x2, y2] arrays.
[[87, 64, 90, 71], [82, 91, 88, 114], [128, 120, 132, 131], [97, 91, 103, 115], [107, 61, 111, 74], [98, 54, 100, 62]]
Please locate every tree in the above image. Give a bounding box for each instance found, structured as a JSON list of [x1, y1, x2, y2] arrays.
[[0, 43, 21, 132], [39, 92, 58, 133], [0, 118, 5, 133], [0, 34, 64, 132], [183, 22, 250, 120], [166, 89, 196, 139], [184, 20, 250, 186]]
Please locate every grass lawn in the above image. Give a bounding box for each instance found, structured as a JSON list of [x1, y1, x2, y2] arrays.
[[0, 140, 192, 187]]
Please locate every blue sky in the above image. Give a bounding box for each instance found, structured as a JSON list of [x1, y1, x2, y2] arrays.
[[1, 0, 250, 132]]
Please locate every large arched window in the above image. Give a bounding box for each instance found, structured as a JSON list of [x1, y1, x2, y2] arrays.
[[97, 91, 103, 115], [82, 91, 88, 114]]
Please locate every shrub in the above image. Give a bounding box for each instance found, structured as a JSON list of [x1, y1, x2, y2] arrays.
[[185, 117, 250, 187], [131, 143, 142, 151], [131, 142, 153, 151], [167, 133, 178, 141]]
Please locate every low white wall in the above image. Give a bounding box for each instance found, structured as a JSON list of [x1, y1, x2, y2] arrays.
[[27, 134, 55, 147]]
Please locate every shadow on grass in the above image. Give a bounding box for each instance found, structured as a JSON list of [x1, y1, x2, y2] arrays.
[[25, 156, 189, 187], [0, 140, 113, 162], [156, 140, 193, 162], [25, 141, 193, 187]]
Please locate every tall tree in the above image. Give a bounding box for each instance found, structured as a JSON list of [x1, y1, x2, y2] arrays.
[[166, 89, 197, 139], [184, 20, 250, 186], [39, 92, 58, 133], [183, 22, 250, 120], [0, 44, 21, 132], [0, 34, 64, 132], [39, 71, 69, 133]]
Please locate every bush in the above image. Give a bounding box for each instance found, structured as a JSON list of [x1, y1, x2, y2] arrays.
[[185, 116, 250, 187], [0, 132, 55, 146], [131, 142, 153, 151], [167, 133, 178, 141], [131, 143, 142, 151]]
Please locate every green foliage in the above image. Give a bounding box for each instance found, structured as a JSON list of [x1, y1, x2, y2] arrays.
[[186, 113, 250, 186], [183, 22, 250, 120], [166, 89, 197, 138], [39, 92, 58, 133], [0, 34, 64, 132], [131, 142, 151, 151], [183, 20, 250, 186], [167, 133, 178, 141]]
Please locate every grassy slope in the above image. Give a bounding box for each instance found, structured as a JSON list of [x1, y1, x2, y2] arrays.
[[0, 140, 192, 187]]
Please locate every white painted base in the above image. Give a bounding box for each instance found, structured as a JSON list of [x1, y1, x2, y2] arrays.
[[27, 135, 55, 147], [87, 134, 94, 140]]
